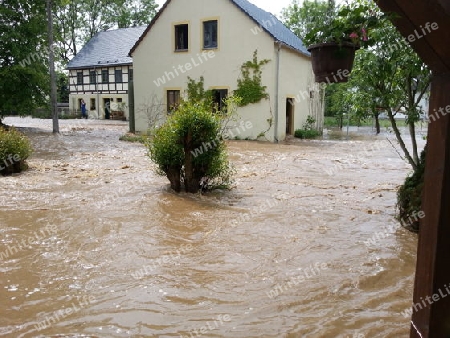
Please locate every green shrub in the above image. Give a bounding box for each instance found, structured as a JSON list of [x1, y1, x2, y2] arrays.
[[397, 147, 426, 232], [294, 129, 321, 139], [148, 99, 236, 193], [0, 127, 33, 175], [119, 133, 148, 144], [294, 115, 321, 139]]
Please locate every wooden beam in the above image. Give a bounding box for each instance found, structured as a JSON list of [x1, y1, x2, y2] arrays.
[[410, 72, 450, 337], [376, 0, 450, 73]]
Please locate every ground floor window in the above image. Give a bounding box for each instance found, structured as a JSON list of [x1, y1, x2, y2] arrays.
[[167, 90, 181, 113], [211, 89, 228, 113], [90, 98, 96, 110]]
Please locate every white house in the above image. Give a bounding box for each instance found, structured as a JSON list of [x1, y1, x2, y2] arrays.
[[67, 26, 146, 120], [129, 0, 323, 141]]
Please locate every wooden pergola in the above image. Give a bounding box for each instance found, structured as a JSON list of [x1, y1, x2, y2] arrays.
[[375, 1, 450, 337]]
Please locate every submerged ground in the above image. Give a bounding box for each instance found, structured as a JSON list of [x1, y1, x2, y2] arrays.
[[0, 117, 426, 337]]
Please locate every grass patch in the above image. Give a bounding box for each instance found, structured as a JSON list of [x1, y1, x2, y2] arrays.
[[119, 133, 148, 144]]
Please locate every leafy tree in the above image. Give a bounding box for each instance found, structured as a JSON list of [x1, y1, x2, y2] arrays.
[[283, 0, 429, 167], [54, 0, 158, 65], [0, 1, 49, 120], [352, 18, 430, 168], [281, 0, 335, 45], [57, 72, 69, 103]]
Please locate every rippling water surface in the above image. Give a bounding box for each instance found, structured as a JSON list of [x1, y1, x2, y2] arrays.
[[0, 117, 426, 337]]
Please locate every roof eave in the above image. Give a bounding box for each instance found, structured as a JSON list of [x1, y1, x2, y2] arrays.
[[66, 61, 133, 71], [275, 40, 311, 58]]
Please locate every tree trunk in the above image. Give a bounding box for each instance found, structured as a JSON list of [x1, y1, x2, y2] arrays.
[[388, 110, 417, 170], [183, 132, 200, 193], [375, 114, 381, 134], [409, 120, 419, 165], [47, 0, 59, 133], [166, 167, 181, 193]]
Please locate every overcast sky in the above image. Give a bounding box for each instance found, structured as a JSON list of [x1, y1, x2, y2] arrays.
[[154, 0, 296, 17]]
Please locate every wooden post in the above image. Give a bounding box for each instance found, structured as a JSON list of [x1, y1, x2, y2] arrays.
[[410, 72, 450, 337]]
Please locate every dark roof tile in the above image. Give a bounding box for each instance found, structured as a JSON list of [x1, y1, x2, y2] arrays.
[[67, 26, 147, 69]]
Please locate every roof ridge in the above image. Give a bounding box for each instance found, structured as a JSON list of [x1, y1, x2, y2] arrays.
[[129, 0, 310, 57]]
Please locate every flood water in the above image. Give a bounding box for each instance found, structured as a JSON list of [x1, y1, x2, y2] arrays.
[[0, 117, 426, 338]]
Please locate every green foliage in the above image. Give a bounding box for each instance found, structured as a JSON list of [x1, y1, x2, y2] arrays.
[[294, 115, 320, 139], [119, 133, 148, 143], [294, 129, 321, 139], [148, 100, 235, 193], [0, 127, 33, 175], [54, 0, 158, 65], [281, 0, 332, 42], [0, 1, 49, 118], [303, 0, 387, 47], [234, 50, 270, 107], [57, 72, 69, 102], [317, 1, 430, 167], [397, 147, 426, 232], [186, 76, 213, 106]]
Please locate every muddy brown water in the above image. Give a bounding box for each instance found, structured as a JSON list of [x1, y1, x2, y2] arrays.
[[0, 117, 426, 338]]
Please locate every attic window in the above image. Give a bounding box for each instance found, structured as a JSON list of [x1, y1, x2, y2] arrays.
[[203, 20, 218, 49], [175, 24, 189, 51]]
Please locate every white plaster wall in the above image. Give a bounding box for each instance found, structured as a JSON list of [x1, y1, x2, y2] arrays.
[[132, 0, 278, 137], [277, 46, 318, 140]]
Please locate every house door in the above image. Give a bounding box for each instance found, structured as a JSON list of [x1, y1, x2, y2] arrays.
[[286, 98, 294, 135], [103, 98, 111, 119]]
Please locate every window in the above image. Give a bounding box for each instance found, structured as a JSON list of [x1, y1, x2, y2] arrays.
[[77, 72, 83, 85], [212, 89, 228, 112], [115, 69, 123, 83], [203, 20, 218, 49], [89, 71, 96, 84], [175, 24, 189, 51], [90, 98, 96, 111], [129, 69, 133, 81], [167, 90, 180, 113], [102, 70, 109, 83]]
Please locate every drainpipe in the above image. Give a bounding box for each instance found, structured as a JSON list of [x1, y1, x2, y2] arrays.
[[274, 41, 282, 143]]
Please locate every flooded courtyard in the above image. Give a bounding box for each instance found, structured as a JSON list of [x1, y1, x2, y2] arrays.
[[0, 117, 426, 337]]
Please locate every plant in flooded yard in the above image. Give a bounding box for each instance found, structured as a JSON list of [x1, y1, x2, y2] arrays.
[[294, 115, 321, 139], [234, 50, 270, 107], [0, 127, 33, 176], [397, 146, 426, 232], [147, 99, 236, 193]]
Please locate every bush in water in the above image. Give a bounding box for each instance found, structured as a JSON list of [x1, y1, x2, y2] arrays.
[[0, 127, 33, 175], [397, 146, 426, 232], [147, 99, 237, 193]]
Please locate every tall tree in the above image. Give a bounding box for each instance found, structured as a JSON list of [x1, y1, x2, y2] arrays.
[[282, 0, 430, 170], [54, 0, 158, 65], [0, 1, 49, 120], [281, 0, 334, 45]]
